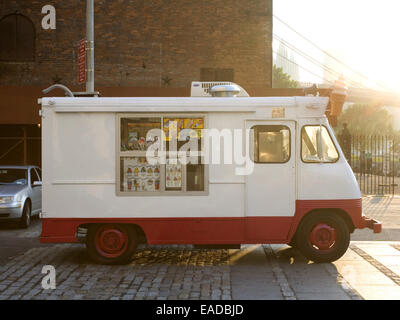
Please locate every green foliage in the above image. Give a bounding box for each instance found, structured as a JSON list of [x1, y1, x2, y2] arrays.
[[272, 65, 299, 88], [337, 103, 394, 136]]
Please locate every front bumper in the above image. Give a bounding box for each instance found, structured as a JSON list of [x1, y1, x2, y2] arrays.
[[360, 216, 382, 233], [0, 202, 23, 220]]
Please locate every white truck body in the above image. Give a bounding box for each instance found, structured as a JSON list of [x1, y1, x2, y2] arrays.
[[38, 91, 380, 264]]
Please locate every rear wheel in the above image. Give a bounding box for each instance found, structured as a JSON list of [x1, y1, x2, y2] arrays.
[[295, 212, 350, 263], [20, 201, 31, 229], [86, 224, 138, 265]]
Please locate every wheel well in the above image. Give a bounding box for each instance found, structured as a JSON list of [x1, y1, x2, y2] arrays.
[[295, 208, 355, 237], [131, 224, 147, 244], [77, 223, 148, 244], [24, 198, 31, 207]]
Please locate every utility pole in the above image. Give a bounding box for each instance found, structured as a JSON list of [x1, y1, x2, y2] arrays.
[[86, 0, 95, 94], [42, 0, 98, 97]]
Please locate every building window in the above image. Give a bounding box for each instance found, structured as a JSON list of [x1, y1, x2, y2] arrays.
[[301, 125, 339, 163], [252, 125, 290, 163], [0, 14, 35, 62], [117, 114, 207, 195], [200, 68, 234, 82]]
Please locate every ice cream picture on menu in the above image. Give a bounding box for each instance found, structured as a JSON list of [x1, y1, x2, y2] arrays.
[[166, 162, 182, 190]]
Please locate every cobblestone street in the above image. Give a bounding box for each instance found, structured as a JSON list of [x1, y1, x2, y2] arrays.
[[0, 244, 233, 300], [2, 241, 400, 300]]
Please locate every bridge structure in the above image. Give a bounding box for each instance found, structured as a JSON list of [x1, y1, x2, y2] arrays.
[[347, 88, 400, 107]]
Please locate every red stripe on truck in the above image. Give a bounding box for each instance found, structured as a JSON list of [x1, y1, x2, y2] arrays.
[[40, 198, 363, 244]]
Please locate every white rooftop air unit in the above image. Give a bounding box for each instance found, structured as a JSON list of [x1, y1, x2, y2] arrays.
[[190, 81, 250, 97]]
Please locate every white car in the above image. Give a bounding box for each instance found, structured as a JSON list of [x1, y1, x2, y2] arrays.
[[0, 166, 42, 228]]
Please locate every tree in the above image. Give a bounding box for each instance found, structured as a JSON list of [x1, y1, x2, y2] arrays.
[[337, 103, 394, 136], [272, 65, 299, 88]]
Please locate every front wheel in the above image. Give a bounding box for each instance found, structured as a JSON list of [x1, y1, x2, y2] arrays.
[[20, 201, 31, 229], [295, 212, 350, 263], [86, 224, 138, 265]]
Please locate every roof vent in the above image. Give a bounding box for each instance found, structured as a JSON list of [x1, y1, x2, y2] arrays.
[[210, 84, 241, 97], [190, 81, 250, 97]]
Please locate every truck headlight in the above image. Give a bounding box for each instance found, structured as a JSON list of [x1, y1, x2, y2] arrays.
[[0, 196, 13, 204]]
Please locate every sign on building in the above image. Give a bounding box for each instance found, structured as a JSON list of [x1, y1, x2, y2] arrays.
[[78, 39, 86, 84]]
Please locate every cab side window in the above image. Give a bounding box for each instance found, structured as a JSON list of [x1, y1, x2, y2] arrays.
[[252, 125, 290, 163]]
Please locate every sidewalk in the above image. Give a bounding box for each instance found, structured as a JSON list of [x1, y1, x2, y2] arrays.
[[352, 196, 400, 241]]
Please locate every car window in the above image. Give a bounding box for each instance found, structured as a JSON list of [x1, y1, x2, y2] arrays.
[[30, 168, 40, 185], [35, 168, 42, 180], [0, 169, 27, 185]]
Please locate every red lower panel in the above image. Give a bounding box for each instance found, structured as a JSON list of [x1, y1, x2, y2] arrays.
[[41, 217, 293, 244], [40, 198, 363, 244], [141, 218, 247, 244], [245, 217, 293, 241]]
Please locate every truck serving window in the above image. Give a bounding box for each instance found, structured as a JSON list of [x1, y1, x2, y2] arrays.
[[252, 125, 290, 163], [301, 125, 339, 163], [118, 115, 206, 195]]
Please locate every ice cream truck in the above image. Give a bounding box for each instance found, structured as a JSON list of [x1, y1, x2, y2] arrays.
[[38, 82, 381, 264]]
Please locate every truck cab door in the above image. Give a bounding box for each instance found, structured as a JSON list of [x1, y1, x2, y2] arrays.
[[245, 120, 296, 241]]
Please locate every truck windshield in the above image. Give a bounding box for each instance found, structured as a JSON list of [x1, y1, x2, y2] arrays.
[[301, 126, 339, 163], [0, 169, 27, 185]]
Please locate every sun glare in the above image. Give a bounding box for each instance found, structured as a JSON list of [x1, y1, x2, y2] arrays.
[[274, 0, 400, 93]]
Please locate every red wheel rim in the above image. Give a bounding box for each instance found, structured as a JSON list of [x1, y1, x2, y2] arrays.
[[308, 223, 337, 252], [94, 225, 129, 258]]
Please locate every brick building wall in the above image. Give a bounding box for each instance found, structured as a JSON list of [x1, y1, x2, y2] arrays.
[[0, 0, 273, 89], [0, 0, 272, 166]]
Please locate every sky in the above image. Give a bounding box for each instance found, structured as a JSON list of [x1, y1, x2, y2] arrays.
[[273, 0, 400, 93]]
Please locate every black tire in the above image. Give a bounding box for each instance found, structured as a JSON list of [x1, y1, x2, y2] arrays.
[[20, 201, 31, 229], [295, 212, 350, 263], [86, 224, 138, 265]]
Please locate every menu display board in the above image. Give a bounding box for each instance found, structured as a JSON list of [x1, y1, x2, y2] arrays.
[[121, 118, 161, 151], [122, 157, 160, 192], [163, 118, 204, 141], [165, 161, 182, 191], [118, 116, 206, 195]]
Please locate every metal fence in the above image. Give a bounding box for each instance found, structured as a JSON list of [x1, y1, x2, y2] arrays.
[[338, 134, 399, 195]]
